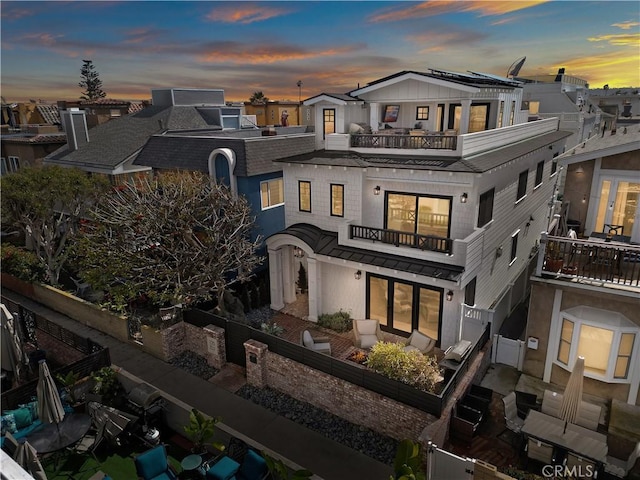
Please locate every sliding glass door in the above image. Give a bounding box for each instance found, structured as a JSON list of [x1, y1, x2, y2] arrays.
[[366, 274, 443, 343], [593, 178, 639, 241], [385, 192, 451, 239]]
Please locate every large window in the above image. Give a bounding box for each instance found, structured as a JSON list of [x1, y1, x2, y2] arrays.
[[260, 178, 284, 210], [594, 178, 639, 238], [323, 109, 335, 138], [298, 181, 311, 212], [477, 188, 495, 227], [367, 273, 442, 342], [497, 101, 505, 129], [468, 104, 490, 133], [416, 106, 429, 120], [330, 184, 344, 217], [385, 192, 451, 239], [448, 104, 462, 131], [516, 170, 528, 202], [436, 104, 445, 132], [555, 307, 638, 382]]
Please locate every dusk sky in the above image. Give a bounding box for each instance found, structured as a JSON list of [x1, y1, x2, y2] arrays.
[[1, 1, 639, 104]]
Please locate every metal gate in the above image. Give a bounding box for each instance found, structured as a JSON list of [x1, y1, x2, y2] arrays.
[[492, 334, 525, 370]]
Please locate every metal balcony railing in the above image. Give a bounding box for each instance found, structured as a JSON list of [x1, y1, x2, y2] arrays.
[[538, 235, 640, 287], [350, 133, 457, 150], [349, 224, 453, 254]]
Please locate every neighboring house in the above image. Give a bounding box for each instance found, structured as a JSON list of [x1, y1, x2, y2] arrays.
[[523, 124, 640, 405], [518, 68, 603, 148], [44, 88, 245, 183], [132, 125, 316, 257], [1, 124, 66, 174], [265, 68, 571, 350], [590, 87, 640, 120], [244, 100, 313, 128]]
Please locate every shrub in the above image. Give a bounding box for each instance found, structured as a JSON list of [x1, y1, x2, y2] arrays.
[[366, 342, 441, 393], [261, 322, 284, 336], [1, 243, 46, 282], [317, 310, 352, 333]]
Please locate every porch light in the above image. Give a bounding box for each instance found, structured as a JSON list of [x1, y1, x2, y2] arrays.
[[460, 192, 468, 203], [354, 270, 362, 280], [446, 290, 454, 301], [293, 246, 304, 258], [373, 185, 381, 196], [575, 165, 584, 174]]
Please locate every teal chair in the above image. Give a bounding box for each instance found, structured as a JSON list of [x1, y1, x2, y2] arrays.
[[134, 444, 178, 480], [204, 449, 268, 480]]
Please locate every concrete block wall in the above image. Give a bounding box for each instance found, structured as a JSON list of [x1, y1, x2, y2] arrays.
[[244, 340, 436, 441]]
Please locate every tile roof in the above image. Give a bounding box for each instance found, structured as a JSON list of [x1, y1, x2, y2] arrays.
[[36, 105, 60, 125], [274, 130, 571, 174], [46, 105, 220, 169], [274, 223, 464, 282], [128, 102, 145, 114], [2, 133, 66, 144]]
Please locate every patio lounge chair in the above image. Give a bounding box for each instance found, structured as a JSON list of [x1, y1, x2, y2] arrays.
[[301, 330, 331, 355], [403, 330, 435, 354], [134, 444, 178, 480], [353, 319, 384, 349], [502, 392, 524, 434]]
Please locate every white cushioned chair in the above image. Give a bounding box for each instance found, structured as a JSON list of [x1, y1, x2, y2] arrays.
[[301, 330, 331, 355], [353, 319, 384, 349], [403, 330, 435, 354]]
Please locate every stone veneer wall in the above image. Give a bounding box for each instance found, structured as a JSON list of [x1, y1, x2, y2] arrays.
[[159, 322, 227, 369], [244, 340, 436, 441]]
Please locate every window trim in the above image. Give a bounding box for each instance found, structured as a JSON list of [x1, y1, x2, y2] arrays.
[[8, 156, 20, 173], [554, 309, 639, 383], [259, 178, 284, 211], [534, 160, 545, 189], [509, 230, 520, 266], [477, 188, 495, 228], [516, 169, 528, 203], [330, 183, 344, 217], [384, 191, 453, 240], [550, 158, 558, 178], [298, 180, 312, 213]]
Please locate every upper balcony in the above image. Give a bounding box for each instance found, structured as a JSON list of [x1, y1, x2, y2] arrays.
[[536, 233, 640, 289], [326, 117, 560, 158]]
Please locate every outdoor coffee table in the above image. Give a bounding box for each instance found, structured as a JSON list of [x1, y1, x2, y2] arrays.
[[180, 454, 202, 479]]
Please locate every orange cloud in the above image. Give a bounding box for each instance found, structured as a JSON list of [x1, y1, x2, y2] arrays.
[[545, 53, 640, 87], [588, 33, 640, 47], [408, 30, 488, 52], [206, 3, 291, 24], [199, 44, 359, 64], [612, 21, 639, 30], [369, 0, 549, 23]]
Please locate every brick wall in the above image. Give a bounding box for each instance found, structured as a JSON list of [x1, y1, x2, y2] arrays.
[[36, 329, 85, 366], [160, 322, 227, 369], [245, 340, 436, 441]]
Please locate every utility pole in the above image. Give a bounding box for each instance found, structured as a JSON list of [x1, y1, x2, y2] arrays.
[[297, 80, 303, 125]]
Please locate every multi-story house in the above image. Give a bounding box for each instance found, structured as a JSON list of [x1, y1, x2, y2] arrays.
[[523, 124, 640, 406], [265, 69, 571, 350], [1, 124, 66, 174]]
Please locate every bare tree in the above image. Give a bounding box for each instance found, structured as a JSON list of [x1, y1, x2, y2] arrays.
[[1, 166, 108, 284], [75, 171, 263, 309]]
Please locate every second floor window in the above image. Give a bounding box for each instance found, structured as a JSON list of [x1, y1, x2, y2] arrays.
[[330, 184, 344, 217], [386, 192, 451, 239], [509, 100, 516, 125], [477, 188, 495, 227], [497, 101, 505, 129], [551, 158, 558, 177], [298, 180, 311, 212], [535, 161, 544, 187], [510, 230, 519, 264], [516, 170, 528, 202], [260, 178, 284, 210]]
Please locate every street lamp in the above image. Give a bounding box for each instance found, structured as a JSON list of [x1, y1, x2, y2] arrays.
[[297, 80, 303, 125]]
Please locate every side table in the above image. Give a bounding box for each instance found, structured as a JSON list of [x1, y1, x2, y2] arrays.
[[180, 454, 203, 479]]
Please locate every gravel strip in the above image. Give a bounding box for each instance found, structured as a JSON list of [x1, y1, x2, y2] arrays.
[[169, 350, 219, 380], [237, 384, 398, 465]]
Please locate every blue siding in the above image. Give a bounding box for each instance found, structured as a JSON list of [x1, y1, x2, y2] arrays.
[[237, 172, 285, 258]]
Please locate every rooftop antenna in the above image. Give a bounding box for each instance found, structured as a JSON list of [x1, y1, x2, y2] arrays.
[[507, 56, 526, 78]]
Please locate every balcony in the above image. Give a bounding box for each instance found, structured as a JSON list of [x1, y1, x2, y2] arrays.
[[350, 132, 457, 150], [537, 234, 640, 288], [349, 224, 452, 254]]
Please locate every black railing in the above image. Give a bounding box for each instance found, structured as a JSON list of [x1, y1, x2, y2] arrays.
[[541, 236, 640, 287], [350, 224, 453, 254], [351, 133, 457, 150], [184, 310, 490, 417]]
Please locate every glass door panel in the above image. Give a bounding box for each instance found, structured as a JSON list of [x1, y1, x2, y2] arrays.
[[392, 282, 413, 334], [418, 288, 440, 341], [387, 194, 416, 233], [594, 180, 611, 233], [612, 182, 639, 236], [368, 276, 388, 325], [468, 105, 488, 133], [417, 197, 450, 238]]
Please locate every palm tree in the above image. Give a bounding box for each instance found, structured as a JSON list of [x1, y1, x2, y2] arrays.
[[249, 91, 269, 105]]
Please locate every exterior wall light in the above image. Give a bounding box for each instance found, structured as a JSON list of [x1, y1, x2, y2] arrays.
[[460, 192, 468, 203], [373, 185, 381, 195], [446, 290, 454, 301], [354, 270, 362, 280], [293, 246, 304, 258]]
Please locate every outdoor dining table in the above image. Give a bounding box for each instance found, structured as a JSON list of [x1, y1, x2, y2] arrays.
[[522, 409, 608, 463], [27, 412, 92, 455]]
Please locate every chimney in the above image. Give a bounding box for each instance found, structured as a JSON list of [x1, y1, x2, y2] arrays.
[[60, 108, 89, 151]]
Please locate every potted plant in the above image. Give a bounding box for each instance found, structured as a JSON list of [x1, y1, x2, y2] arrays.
[[296, 264, 307, 294], [56, 371, 85, 410], [90, 367, 124, 407], [544, 240, 564, 273], [183, 408, 225, 454]]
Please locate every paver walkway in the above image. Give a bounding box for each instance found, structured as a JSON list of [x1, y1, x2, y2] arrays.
[[2, 288, 393, 480]]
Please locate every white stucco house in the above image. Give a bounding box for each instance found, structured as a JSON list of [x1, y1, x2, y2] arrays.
[[266, 69, 571, 350]]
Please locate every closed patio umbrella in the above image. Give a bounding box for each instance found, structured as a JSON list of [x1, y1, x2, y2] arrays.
[[1, 305, 24, 383], [14, 440, 47, 480], [37, 359, 65, 429], [559, 356, 585, 424], [87, 401, 138, 444]]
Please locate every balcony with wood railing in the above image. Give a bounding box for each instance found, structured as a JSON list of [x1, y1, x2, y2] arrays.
[[536, 233, 640, 288]]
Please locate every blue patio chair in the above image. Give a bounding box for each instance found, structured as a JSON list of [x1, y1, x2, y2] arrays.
[[134, 444, 178, 480], [203, 448, 268, 480]]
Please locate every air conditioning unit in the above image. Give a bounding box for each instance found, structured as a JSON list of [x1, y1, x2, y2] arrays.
[[444, 339, 473, 363]]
